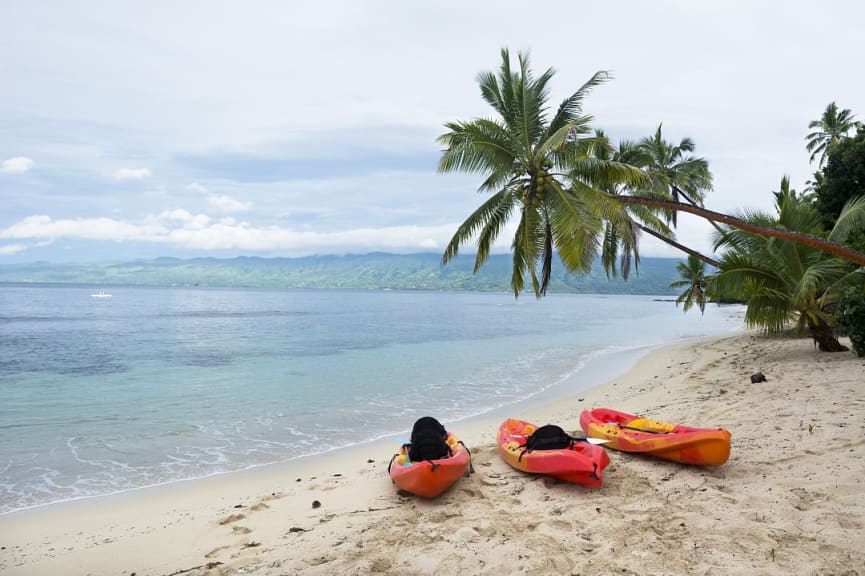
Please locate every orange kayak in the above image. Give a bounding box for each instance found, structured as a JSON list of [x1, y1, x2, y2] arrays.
[[388, 432, 470, 498], [579, 408, 731, 466], [496, 418, 610, 488]]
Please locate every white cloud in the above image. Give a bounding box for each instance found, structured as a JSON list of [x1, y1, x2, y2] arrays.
[[156, 208, 211, 229], [185, 182, 208, 194], [1, 156, 35, 174], [0, 215, 165, 241], [0, 207, 698, 259], [0, 211, 465, 255], [208, 193, 252, 213], [0, 243, 29, 255], [114, 167, 152, 181]]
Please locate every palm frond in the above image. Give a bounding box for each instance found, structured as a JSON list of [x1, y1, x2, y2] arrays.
[[473, 188, 519, 271], [546, 70, 612, 138], [441, 189, 512, 265], [829, 196, 865, 244], [437, 119, 518, 175]]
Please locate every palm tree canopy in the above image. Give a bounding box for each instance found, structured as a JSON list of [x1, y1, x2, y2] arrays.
[[806, 102, 861, 168], [438, 49, 644, 297], [440, 52, 865, 300], [638, 124, 714, 211], [670, 255, 708, 314], [711, 193, 863, 349]]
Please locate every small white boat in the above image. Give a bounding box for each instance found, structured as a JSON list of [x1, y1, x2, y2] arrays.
[[90, 291, 112, 299]]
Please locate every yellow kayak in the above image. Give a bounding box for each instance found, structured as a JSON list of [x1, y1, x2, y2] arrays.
[[580, 408, 731, 466]]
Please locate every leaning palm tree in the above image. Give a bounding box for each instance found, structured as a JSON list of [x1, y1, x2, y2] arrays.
[[591, 131, 719, 277], [670, 255, 709, 314], [612, 193, 865, 265], [806, 102, 861, 168], [593, 132, 649, 279], [712, 195, 865, 351], [438, 49, 643, 296], [638, 124, 714, 226], [440, 51, 865, 290]]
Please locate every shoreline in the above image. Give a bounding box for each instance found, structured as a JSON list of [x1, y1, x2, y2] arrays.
[[2, 331, 863, 575], [0, 330, 729, 517]]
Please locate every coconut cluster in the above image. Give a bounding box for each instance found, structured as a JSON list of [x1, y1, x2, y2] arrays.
[[522, 167, 552, 204]]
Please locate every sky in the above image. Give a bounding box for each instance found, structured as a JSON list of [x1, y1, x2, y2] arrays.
[[1, 0, 864, 263]]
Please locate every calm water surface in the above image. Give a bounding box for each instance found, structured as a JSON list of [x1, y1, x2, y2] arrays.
[[0, 284, 743, 513]]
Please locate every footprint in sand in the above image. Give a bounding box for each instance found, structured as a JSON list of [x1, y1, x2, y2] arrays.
[[232, 526, 253, 535], [218, 513, 246, 525], [425, 511, 462, 524], [369, 557, 393, 572], [204, 545, 230, 558], [544, 519, 572, 531]]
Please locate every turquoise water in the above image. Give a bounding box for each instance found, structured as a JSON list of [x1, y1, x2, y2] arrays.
[[0, 284, 743, 513]]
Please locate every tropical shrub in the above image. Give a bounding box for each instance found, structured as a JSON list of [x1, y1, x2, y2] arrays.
[[835, 287, 865, 357], [712, 193, 858, 352]]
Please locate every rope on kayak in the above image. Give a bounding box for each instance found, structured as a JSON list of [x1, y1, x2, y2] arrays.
[[458, 440, 475, 476]]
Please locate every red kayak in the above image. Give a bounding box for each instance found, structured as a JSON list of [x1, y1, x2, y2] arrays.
[[388, 432, 471, 498], [496, 418, 610, 488]]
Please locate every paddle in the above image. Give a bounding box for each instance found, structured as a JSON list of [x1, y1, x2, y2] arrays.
[[572, 436, 611, 445]]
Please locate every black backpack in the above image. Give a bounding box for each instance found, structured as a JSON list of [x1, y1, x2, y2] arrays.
[[519, 424, 574, 461], [408, 416, 452, 462]]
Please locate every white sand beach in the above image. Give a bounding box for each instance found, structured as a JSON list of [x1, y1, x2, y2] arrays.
[[1, 332, 863, 575]]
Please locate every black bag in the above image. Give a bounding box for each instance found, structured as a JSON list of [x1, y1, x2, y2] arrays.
[[408, 416, 452, 462], [521, 424, 574, 454]]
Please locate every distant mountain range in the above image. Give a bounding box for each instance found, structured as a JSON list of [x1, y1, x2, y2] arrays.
[[0, 253, 687, 295]]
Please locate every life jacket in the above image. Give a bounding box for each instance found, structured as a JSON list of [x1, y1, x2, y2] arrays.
[[408, 416, 452, 462], [519, 424, 574, 461]]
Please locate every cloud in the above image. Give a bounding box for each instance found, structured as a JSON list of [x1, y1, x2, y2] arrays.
[[185, 182, 208, 194], [0, 243, 29, 255], [1, 156, 35, 174], [156, 208, 211, 229], [114, 167, 152, 181], [0, 215, 165, 241], [0, 211, 468, 255], [208, 193, 252, 213]]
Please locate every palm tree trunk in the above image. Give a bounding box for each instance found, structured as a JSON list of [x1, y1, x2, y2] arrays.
[[637, 224, 721, 267], [806, 317, 849, 352], [671, 185, 726, 234], [616, 196, 865, 266]]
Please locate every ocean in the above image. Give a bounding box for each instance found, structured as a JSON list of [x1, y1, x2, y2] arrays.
[[0, 284, 743, 514]]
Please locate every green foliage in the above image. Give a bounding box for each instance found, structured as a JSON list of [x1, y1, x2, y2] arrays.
[[438, 49, 645, 297], [816, 130, 865, 227], [670, 255, 708, 314], [637, 124, 713, 210], [835, 287, 865, 357], [711, 192, 859, 351], [598, 125, 715, 280], [806, 102, 861, 168]]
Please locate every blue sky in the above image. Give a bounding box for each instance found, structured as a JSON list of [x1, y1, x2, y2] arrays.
[[2, 1, 863, 262]]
